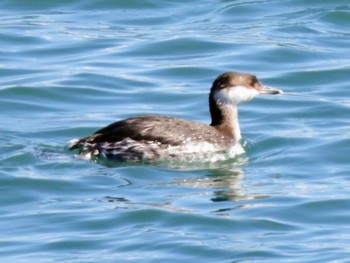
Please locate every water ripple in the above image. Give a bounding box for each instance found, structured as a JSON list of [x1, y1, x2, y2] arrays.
[[1, 0, 350, 262]]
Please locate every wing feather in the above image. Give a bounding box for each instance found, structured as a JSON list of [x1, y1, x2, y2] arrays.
[[70, 115, 221, 149]]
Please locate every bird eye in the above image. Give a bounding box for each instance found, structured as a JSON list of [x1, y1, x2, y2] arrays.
[[246, 82, 254, 88]]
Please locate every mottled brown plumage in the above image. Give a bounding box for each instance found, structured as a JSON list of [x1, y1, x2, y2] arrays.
[[69, 72, 282, 161]]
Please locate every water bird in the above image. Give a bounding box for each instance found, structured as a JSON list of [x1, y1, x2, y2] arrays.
[[69, 72, 282, 162]]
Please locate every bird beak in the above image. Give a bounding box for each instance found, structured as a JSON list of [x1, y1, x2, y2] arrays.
[[259, 85, 283, 95]]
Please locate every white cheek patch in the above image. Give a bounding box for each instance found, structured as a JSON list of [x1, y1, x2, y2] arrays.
[[214, 85, 259, 105]]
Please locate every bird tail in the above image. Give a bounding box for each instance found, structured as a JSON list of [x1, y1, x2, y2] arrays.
[[68, 138, 83, 150]]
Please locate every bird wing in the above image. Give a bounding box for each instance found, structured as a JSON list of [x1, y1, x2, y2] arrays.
[[74, 115, 213, 147]]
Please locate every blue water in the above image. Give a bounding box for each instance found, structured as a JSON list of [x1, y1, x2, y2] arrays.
[[1, 0, 350, 261]]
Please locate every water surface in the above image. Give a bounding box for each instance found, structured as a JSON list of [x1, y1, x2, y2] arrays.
[[1, 0, 350, 262]]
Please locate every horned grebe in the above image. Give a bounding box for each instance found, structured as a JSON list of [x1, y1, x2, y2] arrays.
[[69, 72, 282, 162]]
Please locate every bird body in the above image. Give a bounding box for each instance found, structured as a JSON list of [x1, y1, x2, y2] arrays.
[[69, 72, 282, 162]]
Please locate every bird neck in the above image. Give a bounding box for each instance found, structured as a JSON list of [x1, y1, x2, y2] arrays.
[[209, 92, 241, 142]]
